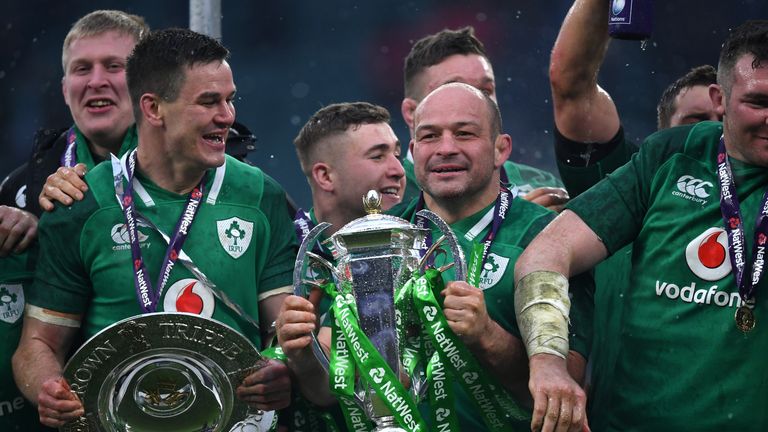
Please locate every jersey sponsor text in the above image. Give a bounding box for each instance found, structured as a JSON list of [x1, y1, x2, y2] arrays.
[[655, 280, 742, 308]]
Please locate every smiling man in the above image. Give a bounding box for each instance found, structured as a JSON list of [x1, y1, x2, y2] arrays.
[[275, 102, 405, 426], [0, 10, 146, 219], [12, 28, 297, 427], [293, 102, 405, 236], [515, 20, 768, 431], [277, 84, 593, 431]]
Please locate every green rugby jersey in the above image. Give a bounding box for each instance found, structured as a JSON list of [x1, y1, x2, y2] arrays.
[[568, 121, 768, 430], [400, 195, 594, 431], [29, 154, 297, 348], [0, 249, 46, 431]]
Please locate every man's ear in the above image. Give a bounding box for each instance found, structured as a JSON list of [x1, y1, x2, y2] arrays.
[[494, 134, 513, 169], [140, 94, 163, 127], [311, 162, 334, 192], [709, 83, 726, 117], [401, 98, 418, 132]]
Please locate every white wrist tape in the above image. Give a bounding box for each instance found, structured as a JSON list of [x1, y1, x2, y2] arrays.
[[515, 271, 571, 359]]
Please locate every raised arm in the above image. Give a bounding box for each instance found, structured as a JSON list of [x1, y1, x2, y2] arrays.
[[12, 311, 83, 427], [550, 0, 621, 144]]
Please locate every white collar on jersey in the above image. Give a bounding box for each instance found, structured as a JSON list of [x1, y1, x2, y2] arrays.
[[118, 151, 226, 207]]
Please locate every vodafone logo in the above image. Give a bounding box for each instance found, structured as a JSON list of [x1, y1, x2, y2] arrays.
[[163, 278, 215, 317], [685, 227, 732, 281]]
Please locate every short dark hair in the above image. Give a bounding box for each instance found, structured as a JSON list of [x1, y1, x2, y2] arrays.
[[126, 28, 229, 123], [404, 26, 488, 99], [656, 65, 717, 129], [717, 20, 768, 97], [294, 102, 391, 176]]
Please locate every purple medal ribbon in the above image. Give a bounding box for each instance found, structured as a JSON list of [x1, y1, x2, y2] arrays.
[[60, 127, 78, 168], [716, 137, 768, 306], [294, 208, 314, 244], [415, 185, 511, 272], [294, 208, 334, 259], [115, 150, 207, 313]]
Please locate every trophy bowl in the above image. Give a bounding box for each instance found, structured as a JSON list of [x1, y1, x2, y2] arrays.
[[60, 312, 274, 432], [292, 191, 466, 431]]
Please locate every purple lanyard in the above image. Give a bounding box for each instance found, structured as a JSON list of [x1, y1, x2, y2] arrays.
[[114, 150, 207, 313], [716, 137, 768, 305], [60, 127, 77, 167], [294, 208, 333, 258], [414, 186, 510, 271], [294, 208, 314, 244]]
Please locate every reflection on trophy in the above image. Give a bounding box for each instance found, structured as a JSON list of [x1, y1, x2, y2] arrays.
[[60, 313, 274, 432], [293, 190, 466, 431]]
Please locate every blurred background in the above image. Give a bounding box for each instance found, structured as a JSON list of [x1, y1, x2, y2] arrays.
[[1, 0, 765, 208]]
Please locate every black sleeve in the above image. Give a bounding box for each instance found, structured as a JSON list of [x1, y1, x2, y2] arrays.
[[0, 163, 30, 209]]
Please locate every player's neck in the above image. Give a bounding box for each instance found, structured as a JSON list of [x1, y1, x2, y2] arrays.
[[313, 196, 362, 237], [424, 183, 499, 225], [135, 145, 206, 195], [87, 132, 126, 159]]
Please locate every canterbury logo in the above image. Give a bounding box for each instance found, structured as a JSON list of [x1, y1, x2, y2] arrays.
[[676, 175, 712, 198]]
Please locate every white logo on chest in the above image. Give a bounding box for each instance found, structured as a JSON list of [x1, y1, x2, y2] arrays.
[[478, 253, 509, 290], [217, 217, 253, 259], [0, 284, 24, 324]]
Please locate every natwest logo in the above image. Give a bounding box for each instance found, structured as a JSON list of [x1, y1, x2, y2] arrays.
[[685, 227, 731, 281]]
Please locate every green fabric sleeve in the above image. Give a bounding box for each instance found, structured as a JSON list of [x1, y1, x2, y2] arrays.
[[28, 195, 98, 314], [565, 125, 693, 255], [258, 173, 299, 294]]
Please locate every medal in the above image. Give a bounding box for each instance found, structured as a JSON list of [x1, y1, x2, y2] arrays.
[[717, 138, 768, 331], [735, 305, 756, 333]]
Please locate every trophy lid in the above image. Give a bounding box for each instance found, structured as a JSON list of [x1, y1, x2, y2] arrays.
[[330, 191, 427, 255]]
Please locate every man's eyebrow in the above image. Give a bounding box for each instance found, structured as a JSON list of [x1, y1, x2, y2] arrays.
[[364, 142, 397, 155]]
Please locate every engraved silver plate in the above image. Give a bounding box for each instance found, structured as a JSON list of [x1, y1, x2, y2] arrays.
[[61, 312, 274, 432]]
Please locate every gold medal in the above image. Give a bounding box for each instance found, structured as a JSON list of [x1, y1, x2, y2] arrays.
[[735, 306, 756, 332]]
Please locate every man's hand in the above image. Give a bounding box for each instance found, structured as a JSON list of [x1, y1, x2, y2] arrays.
[[528, 353, 588, 432], [275, 295, 318, 367], [37, 377, 84, 428], [236, 359, 291, 411], [0, 205, 38, 256], [523, 187, 570, 213], [441, 281, 493, 347], [39, 163, 88, 211]]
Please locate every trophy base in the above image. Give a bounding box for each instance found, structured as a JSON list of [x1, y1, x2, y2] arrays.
[[373, 416, 408, 432]]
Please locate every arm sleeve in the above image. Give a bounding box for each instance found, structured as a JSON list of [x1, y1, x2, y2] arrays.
[[257, 174, 299, 296], [555, 125, 639, 198], [0, 163, 29, 208], [564, 126, 690, 255], [27, 197, 95, 314]]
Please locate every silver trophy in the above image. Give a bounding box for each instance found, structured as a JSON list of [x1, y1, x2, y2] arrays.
[[293, 191, 466, 431], [60, 312, 275, 432]]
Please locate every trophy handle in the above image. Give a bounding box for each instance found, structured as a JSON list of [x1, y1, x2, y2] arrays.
[[415, 209, 467, 281], [292, 222, 366, 407]]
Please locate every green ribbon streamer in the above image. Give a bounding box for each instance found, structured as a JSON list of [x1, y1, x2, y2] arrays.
[[413, 269, 529, 431], [467, 241, 487, 288], [330, 292, 428, 432]]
